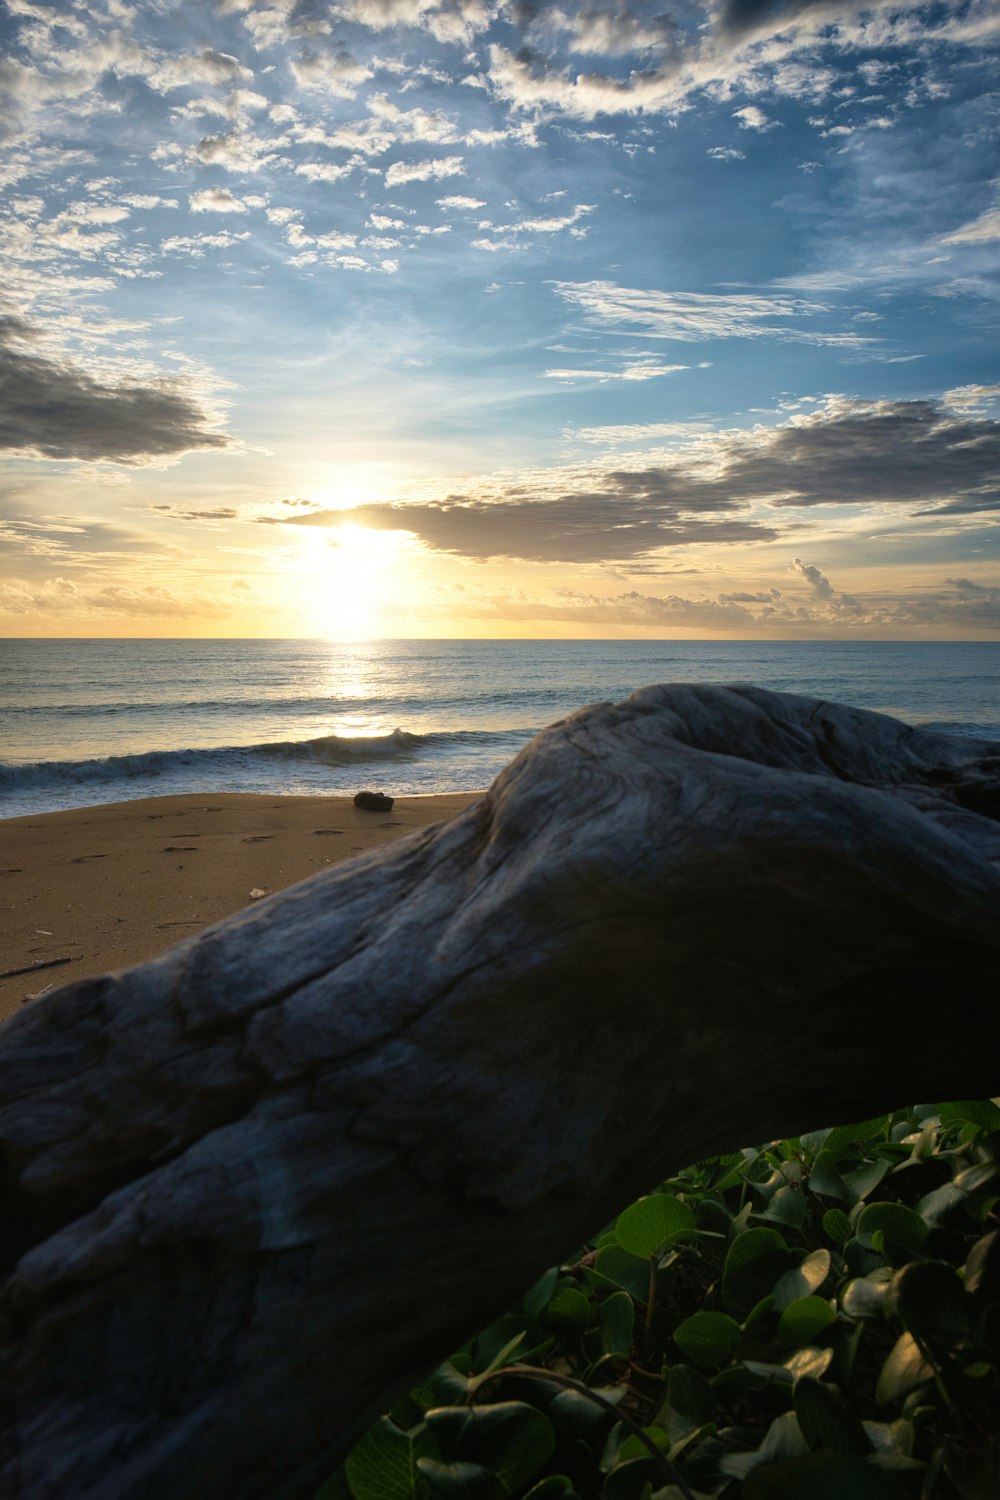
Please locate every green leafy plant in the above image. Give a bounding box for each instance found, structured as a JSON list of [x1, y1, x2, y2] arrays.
[[323, 1101, 1000, 1500]]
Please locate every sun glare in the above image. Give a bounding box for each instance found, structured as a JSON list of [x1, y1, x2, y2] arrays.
[[298, 523, 408, 640]]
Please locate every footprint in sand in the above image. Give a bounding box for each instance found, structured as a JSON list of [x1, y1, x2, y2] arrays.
[[162, 846, 200, 853], [242, 834, 275, 843], [70, 853, 109, 863], [312, 828, 344, 835]]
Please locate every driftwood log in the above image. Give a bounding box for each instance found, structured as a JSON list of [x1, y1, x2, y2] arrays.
[[1, 683, 999, 1498]]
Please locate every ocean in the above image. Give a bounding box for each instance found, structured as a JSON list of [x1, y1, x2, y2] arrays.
[[2, 638, 999, 820]]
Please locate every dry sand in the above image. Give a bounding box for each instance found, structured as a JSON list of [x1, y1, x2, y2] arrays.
[[0, 791, 480, 1021]]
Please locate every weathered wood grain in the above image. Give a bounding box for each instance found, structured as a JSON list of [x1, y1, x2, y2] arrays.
[[1, 684, 998, 1498]]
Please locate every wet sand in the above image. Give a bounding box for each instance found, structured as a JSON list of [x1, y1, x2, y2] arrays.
[[0, 791, 480, 1020]]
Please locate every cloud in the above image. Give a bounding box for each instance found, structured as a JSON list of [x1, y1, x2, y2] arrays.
[[790, 555, 834, 598], [554, 280, 876, 346], [151, 505, 241, 520], [733, 104, 778, 130], [707, 146, 746, 160], [259, 469, 777, 562], [437, 194, 487, 210], [0, 575, 228, 619], [149, 47, 254, 90], [0, 314, 230, 465], [469, 573, 1000, 635], [479, 587, 759, 628], [942, 384, 1000, 414], [188, 187, 250, 213], [737, 397, 1000, 513], [940, 203, 1000, 246], [291, 48, 374, 97], [256, 391, 1000, 563], [161, 231, 251, 255], [192, 129, 281, 172], [471, 201, 594, 249], [544, 359, 689, 382], [384, 154, 466, 185]]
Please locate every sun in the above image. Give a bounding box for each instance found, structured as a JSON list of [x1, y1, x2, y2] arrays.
[[298, 523, 409, 640]]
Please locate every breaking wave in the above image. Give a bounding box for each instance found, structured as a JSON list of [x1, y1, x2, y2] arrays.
[[0, 725, 534, 798]]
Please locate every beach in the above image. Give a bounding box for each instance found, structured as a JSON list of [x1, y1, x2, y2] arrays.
[[0, 790, 479, 1021], [4, 640, 999, 1021]]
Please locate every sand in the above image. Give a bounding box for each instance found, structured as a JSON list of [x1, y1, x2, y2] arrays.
[[0, 791, 481, 1021]]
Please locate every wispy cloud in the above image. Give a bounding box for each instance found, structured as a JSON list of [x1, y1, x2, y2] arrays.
[[553, 280, 877, 347]]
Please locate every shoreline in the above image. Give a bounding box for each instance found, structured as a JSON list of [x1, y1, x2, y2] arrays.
[[0, 790, 482, 1021]]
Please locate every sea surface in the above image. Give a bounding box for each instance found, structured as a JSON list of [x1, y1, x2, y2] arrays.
[[2, 638, 999, 819]]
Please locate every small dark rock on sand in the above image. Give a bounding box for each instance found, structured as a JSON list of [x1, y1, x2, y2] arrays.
[[353, 791, 394, 811]]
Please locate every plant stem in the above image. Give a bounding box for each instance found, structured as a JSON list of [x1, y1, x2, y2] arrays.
[[644, 1254, 657, 1342]]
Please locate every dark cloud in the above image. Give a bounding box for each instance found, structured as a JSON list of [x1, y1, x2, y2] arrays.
[[257, 395, 999, 565], [260, 481, 777, 563], [0, 317, 231, 465], [152, 505, 240, 519], [711, 0, 884, 38], [725, 401, 1000, 511]]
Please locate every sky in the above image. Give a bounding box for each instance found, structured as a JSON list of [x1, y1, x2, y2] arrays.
[[1, 0, 999, 640]]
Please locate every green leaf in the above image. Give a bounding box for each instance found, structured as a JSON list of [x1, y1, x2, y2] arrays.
[[742, 1294, 776, 1336], [861, 1418, 920, 1471], [602, 1457, 666, 1500], [793, 1376, 871, 1455], [856, 1203, 928, 1259], [841, 1268, 893, 1320], [523, 1268, 559, 1324], [522, 1479, 577, 1500], [614, 1194, 695, 1258], [757, 1184, 809, 1228], [592, 1245, 656, 1302], [777, 1296, 837, 1348], [937, 1100, 1000, 1134], [547, 1385, 621, 1442], [884, 1260, 969, 1347], [600, 1291, 634, 1359], [743, 1449, 911, 1498], [809, 1151, 851, 1201], [822, 1116, 891, 1157], [784, 1346, 835, 1382], [773, 1250, 831, 1311], [416, 1460, 506, 1499], [345, 1417, 436, 1500], [542, 1286, 591, 1337], [875, 1332, 936, 1403], [410, 1361, 471, 1414], [719, 1410, 808, 1480], [618, 1426, 670, 1462], [822, 1209, 853, 1247], [917, 1162, 1000, 1226], [471, 1317, 529, 1373], [722, 1227, 797, 1318], [844, 1238, 884, 1279], [966, 1228, 1000, 1292], [660, 1365, 716, 1442], [842, 1159, 890, 1204], [424, 1403, 555, 1495], [673, 1310, 744, 1367]]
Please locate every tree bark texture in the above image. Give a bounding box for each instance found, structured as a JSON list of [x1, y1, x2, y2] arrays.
[[1, 684, 998, 1499]]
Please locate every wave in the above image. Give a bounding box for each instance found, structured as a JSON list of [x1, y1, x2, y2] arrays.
[[0, 725, 536, 794], [3, 685, 581, 720]]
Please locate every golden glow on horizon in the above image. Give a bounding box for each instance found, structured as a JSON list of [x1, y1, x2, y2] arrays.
[[299, 523, 410, 640]]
